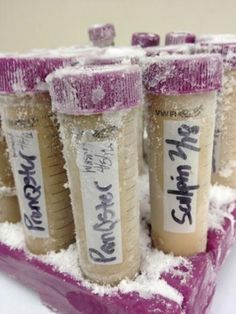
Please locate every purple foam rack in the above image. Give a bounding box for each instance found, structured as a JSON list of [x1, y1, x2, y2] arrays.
[[0, 207, 236, 314]]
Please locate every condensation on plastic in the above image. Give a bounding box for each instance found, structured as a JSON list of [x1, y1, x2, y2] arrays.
[[58, 106, 140, 285], [0, 114, 20, 223], [1, 92, 74, 254], [146, 92, 217, 256]]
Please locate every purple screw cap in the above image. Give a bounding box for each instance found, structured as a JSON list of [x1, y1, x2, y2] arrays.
[[143, 54, 223, 96], [88, 23, 116, 47], [0, 52, 80, 94], [196, 35, 236, 53], [165, 32, 196, 45], [224, 44, 236, 69], [47, 64, 143, 115], [131, 32, 160, 48], [196, 37, 236, 69]]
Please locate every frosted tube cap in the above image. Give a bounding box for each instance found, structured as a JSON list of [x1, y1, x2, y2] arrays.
[[165, 32, 196, 45], [85, 46, 145, 66], [145, 44, 195, 57], [143, 54, 223, 95], [196, 38, 236, 69], [131, 32, 160, 48], [225, 44, 236, 69], [88, 23, 116, 46], [47, 64, 143, 115], [197, 34, 236, 43], [0, 53, 79, 94]]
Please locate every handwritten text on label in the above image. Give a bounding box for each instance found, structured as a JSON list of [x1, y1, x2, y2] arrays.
[[164, 122, 201, 233], [77, 140, 123, 264], [6, 130, 49, 237]]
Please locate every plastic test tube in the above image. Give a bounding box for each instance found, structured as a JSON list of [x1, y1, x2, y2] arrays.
[[143, 54, 222, 256], [0, 53, 76, 254], [165, 31, 196, 45], [88, 23, 116, 48], [47, 64, 142, 284], [207, 42, 236, 188], [0, 115, 20, 223], [131, 32, 160, 48]]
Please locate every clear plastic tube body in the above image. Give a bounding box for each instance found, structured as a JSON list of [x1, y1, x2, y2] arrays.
[[147, 92, 216, 256], [212, 70, 236, 187], [0, 115, 20, 223], [58, 107, 140, 284], [1, 92, 74, 254]]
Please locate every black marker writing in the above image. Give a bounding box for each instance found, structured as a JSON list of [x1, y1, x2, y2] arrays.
[[89, 181, 118, 263], [168, 165, 199, 225], [166, 124, 200, 227], [18, 150, 45, 232], [81, 142, 114, 173], [81, 147, 95, 173], [166, 124, 200, 161]]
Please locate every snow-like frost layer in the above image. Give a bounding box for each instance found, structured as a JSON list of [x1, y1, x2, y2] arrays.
[[0, 174, 235, 304]]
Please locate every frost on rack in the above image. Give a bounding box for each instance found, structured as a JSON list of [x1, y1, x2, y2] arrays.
[[0, 174, 236, 307]]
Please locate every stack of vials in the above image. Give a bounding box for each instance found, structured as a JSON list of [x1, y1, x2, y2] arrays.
[[1, 24, 236, 313]]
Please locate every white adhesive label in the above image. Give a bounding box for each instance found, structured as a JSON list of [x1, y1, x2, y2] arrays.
[[76, 140, 123, 265], [6, 129, 49, 238], [163, 120, 201, 233]]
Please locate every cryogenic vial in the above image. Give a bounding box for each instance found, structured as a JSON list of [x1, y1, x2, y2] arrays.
[[0, 53, 76, 254], [47, 64, 142, 284], [143, 54, 222, 255], [88, 23, 116, 47]]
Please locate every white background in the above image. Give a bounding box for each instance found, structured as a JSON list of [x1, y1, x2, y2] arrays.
[[0, 0, 236, 52], [1, 245, 236, 314]]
